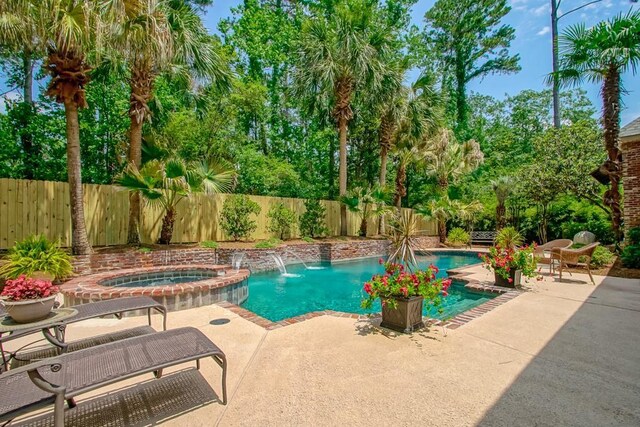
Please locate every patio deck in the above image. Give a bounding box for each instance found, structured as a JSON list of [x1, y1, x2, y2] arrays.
[[6, 264, 640, 426]]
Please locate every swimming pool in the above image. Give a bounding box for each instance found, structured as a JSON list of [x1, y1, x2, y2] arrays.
[[240, 252, 493, 322]]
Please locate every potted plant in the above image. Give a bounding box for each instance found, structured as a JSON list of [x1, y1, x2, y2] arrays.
[[0, 235, 73, 282], [479, 245, 538, 288], [1, 275, 60, 323], [361, 260, 451, 333]]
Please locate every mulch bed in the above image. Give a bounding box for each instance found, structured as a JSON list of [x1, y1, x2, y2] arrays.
[[561, 257, 640, 280]]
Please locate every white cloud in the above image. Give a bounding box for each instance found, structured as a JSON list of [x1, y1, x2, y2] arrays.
[[537, 26, 551, 36], [0, 90, 20, 114], [532, 4, 549, 16]]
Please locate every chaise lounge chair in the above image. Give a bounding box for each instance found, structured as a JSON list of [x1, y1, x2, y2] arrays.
[[1, 296, 168, 371], [551, 242, 600, 284], [534, 239, 573, 273], [0, 327, 227, 427]]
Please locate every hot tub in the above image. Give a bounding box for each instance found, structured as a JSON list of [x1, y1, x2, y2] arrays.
[[61, 265, 250, 313]]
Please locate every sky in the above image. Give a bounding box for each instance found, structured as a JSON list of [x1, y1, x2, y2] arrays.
[[1, 0, 639, 123], [199, 0, 640, 124]]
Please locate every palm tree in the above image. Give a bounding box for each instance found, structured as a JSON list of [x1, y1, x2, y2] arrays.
[[117, 158, 234, 244], [340, 185, 391, 237], [424, 128, 484, 194], [390, 73, 442, 209], [554, 11, 640, 242], [416, 196, 459, 244], [294, 0, 393, 236], [0, 0, 128, 255], [121, 0, 232, 244], [491, 176, 512, 230]]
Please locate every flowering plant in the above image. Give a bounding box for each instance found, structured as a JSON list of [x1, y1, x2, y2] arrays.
[[361, 260, 451, 311], [1, 275, 60, 301], [479, 245, 539, 284]]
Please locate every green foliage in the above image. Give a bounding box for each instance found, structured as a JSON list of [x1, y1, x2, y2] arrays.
[[621, 228, 640, 269], [495, 227, 524, 249], [302, 236, 315, 243], [254, 238, 282, 249], [447, 228, 470, 246], [220, 195, 261, 241], [0, 235, 73, 280], [582, 246, 614, 268], [340, 185, 391, 237], [200, 241, 219, 249], [299, 199, 329, 238], [138, 247, 152, 253], [267, 203, 297, 240]]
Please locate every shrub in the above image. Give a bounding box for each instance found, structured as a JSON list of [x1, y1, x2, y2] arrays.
[[220, 195, 261, 241], [621, 228, 640, 269], [299, 199, 329, 238], [267, 203, 297, 240], [302, 236, 315, 243], [495, 227, 524, 249], [138, 247, 152, 253], [255, 238, 282, 249], [200, 241, 218, 249], [0, 235, 73, 280], [1, 275, 59, 301], [447, 228, 470, 246], [581, 246, 615, 268]]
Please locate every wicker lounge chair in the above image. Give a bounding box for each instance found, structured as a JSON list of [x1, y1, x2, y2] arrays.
[[1, 296, 168, 371], [551, 242, 600, 284], [0, 327, 227, 427], [534, 239, 573, 273]]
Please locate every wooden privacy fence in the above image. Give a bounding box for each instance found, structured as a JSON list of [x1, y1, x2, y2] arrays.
[[0, 178, 437, 249]]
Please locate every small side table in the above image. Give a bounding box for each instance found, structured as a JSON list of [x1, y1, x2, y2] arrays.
[[0, 308, 78, 371]]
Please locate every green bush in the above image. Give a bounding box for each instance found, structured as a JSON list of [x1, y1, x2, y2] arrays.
[[267, 203, 297, 240], [0, 235, 73, 280], [220, 195, 261, 241], [447, 228, 470, 246], [255, 238, 282, 249], [200, 241, 218, 249], [621, 228, 640, 269], [138, 247, 152, 253], [302, 236, 315, 243], [583, 246, 615, 268], [299, 199, 329, 238], [495, 227, 524, 249]]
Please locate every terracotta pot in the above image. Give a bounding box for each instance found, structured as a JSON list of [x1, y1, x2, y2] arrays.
[[494, 270, 521, 288], [380, 295, 424, 333], [2, 295, 56, 323]]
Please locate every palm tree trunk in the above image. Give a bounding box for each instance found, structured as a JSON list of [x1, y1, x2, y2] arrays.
[[496, 203, 506, 230], [438, 219, 447, 244], [394, 160, 406, 208], [378, 144, 389, 235], [20, 51, 37, 179], [602, 65, 623, 242], [339, 116, 348, 236], [127, 67, 153, 245], [127, 117, 143, 244], [328, 138, 336, 199], [359, 217, 367, 237], [64, 101, 92, 255], [158, 208, 176, 245]]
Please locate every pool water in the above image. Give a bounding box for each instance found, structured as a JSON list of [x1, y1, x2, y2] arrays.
[[101, 270, 215, 288], [240, 252, 493, 322]]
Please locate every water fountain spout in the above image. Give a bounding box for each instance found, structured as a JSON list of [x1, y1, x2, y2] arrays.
[[231, 252, 246, 271], [284, 250, 325, 270]]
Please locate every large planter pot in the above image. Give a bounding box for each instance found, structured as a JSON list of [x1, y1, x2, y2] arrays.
[[494, 270, 521, 288], [380, 296, 424, 333], [1, 295, 56, 323]]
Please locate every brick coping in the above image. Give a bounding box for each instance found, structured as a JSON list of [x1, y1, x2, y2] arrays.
[[61, 265, 250, 299]]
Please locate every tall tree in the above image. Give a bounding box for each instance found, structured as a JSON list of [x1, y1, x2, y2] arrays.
[[555, 11, 640, 242], [424, 0, 520, 136], [121, 0, 231, 244], [0, 0, 127, 254], [294, 0, 393, 235]]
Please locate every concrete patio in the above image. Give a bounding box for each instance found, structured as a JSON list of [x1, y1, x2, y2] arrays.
[[7, 264, 640, 427]]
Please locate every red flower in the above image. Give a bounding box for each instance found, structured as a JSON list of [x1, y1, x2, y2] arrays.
[[508, 278, 513, 284], [378, 258, 384, 265], [364, 282, 372, 295]]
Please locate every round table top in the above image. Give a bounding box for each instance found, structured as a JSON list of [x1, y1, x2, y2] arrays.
[[0, 308, 78, 333]]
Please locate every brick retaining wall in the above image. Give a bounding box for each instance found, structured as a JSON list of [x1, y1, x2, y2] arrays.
[[72, 238, 441, 275]]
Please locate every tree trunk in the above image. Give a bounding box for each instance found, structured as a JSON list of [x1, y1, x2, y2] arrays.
[[339, 115, 348, 236], [127, 66, 153, 245], [158, 208, 176, 245], [496, 203, 506, 230], [601, 65, 623, 242], [64, 101, 92, 255], [127, 118, 144, 245], [359, 217, 367, 237], [378, 144, 388, 235], [455, 54, 468, 136], [438, 219, 447, 244], [20, 52, 37, 179], [394, 161, 406, 208], [551, 0, 561, 128], [328, 137, 336, 199]]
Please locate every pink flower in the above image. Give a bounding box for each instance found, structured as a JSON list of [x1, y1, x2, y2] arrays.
[[378, 258, 384, 265], [508, 278, 513, 284], [363, 282, 372, 295]]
